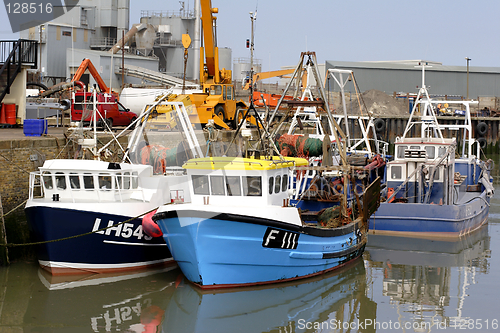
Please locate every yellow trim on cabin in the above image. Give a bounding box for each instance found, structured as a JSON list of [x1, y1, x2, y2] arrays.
[[183, 156, 309, 171]]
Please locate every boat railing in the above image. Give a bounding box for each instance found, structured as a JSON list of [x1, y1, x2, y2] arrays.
[[30, 170, 151, 203], [28, 172, 44, 200]]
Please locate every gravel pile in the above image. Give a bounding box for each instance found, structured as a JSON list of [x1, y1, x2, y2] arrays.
[[339, 89, 409, 116]]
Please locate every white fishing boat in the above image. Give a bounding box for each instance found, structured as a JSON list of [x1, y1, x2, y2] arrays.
[[25, 94, 204, 275]]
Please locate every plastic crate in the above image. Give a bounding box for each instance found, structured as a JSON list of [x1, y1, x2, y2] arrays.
[[23, 119, 48, 137]]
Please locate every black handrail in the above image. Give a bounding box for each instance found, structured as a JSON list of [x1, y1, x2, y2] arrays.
[[0, 39, 38, 104]]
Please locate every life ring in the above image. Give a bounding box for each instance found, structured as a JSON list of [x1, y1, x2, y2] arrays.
[[374, 118, 386, 133], [477, 137, 487, 149], [476, 122, 487, 137]]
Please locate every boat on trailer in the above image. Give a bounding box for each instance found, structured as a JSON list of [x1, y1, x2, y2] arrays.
[[25, 95, 204, 275], [369, 64, 494, 238]]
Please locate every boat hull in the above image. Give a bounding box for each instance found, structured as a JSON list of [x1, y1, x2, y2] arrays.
[[155, 207, 366, 289], [24, 206, 173, 275], [369, 191, 490, 238]]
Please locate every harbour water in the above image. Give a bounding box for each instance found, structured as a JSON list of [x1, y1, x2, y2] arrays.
[[0, 159, 499, 332]]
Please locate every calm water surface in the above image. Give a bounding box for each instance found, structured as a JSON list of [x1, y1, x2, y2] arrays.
[[1, 158, 499, 332]]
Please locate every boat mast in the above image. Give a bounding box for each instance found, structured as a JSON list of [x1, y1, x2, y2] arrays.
[[401, 63, 445, 141]]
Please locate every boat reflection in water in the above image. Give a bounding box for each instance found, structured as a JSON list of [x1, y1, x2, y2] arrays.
[[26, 266, 180, 332], [365, 225, 490, 330], [162, 258, 376, 333]]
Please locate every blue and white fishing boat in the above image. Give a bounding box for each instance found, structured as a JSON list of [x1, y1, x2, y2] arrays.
[[25, 96, 204, 275], [369, 64, 494, 237], [152, 153, 380, 288], [267, 53, 388, 213]]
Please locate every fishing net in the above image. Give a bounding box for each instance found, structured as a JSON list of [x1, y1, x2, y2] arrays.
[[317, 206, 353, 228], [276, 134, 323, 158], [140, 145, 176, 174]]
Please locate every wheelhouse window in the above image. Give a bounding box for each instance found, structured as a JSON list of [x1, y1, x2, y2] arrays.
[[42, 172, 53, 190], [268, 176, 274, 195], [282, 175, 288, 192], [243, 176, 262, 196], [83, 173, 94, 189], [210, 176, 225, 195], [123, 172, 131, 189], [55, 172, 66, 190], [226, 176, 241, 196], [69, 173, 80, 189], [397, 145, 407, 159], [132, 172, 139, 189], [99, 173, 112, 190], [192, 175, 210, 195], [438, 147, 447, 157], [425, 146, 435, 159], [391, 166, 402, 180], [274, 175, 281, 194], [115, 173, 122, 189]]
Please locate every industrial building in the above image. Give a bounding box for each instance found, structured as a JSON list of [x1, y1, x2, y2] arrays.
[[326, 60, 500, 103]]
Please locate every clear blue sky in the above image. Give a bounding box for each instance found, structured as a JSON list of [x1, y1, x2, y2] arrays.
[[2, 0, 499, 71]]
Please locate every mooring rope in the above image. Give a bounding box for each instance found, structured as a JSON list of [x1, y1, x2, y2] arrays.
[[1, 205, 166, 248]]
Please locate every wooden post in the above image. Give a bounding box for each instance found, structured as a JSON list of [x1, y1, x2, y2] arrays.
[[0, 193, 9, 265]]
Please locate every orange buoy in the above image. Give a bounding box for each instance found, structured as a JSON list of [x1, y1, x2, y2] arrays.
[[5, 104, 16, 125], [387, 187, 395, 203]]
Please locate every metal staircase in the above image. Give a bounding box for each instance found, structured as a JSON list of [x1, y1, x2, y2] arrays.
[[0, 39, 38, 104]]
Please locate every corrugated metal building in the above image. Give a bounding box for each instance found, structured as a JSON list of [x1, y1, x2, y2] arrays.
[[325, 60, 500, 99]]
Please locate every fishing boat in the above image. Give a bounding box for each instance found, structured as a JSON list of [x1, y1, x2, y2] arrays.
[[24, 94, 204, 275], [152, 154, 380, 288], [266, 53, 388, 212], [369, 64, 494, 237], [152, 50, 381, 288]]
